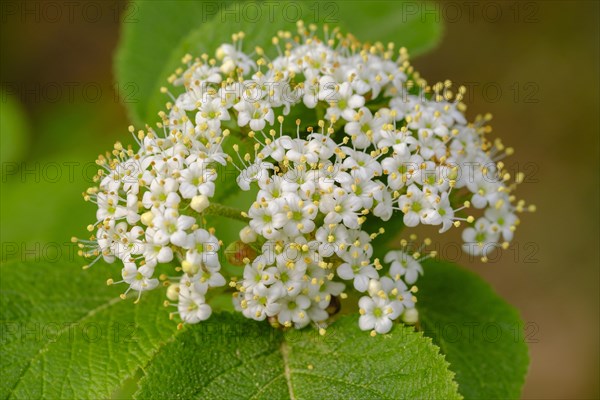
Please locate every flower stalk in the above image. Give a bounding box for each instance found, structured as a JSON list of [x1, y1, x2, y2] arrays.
[[203, 203, 250, 223]]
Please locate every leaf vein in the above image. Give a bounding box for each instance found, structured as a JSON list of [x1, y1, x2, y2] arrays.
[[7, 296, 123, 398]]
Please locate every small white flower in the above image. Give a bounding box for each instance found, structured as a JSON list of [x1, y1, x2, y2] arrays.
[[337, 251, 379, 292], [408, 109, 449, 138], [195, 96, 230, 131], [307, 134, 337, 161], [381, 154, 423, 190], [373, 189, 394, 221], [242, 258, 278, 293], [271, 263, 304, 297], [277, 295, 311, 328], [485, 204, 518, 242], [324, 82, 365, 121], [216, 43, 256, 74], [462, 217, 501, 256], [466, 171, 502, 209], [110, 222, 144, 261], [398, 184, 433, 227], [142, 237, 173, 268], [153, 209, 196, 247], [234, 100, 275, 131], [358, 296, 400, 334], [182, 228, 220, 272], [281, 137, 320, 164], [179, 162, 216, 199], [141, 178, 180, 210], [257, 175, 284, 202], [178, 288, 212, 324], [96, 192, 127, 221], [242, 285, 281, 321], [248, 201, 286, 239], [339, 169, 382, 209], [341, 147, 383, 177], [377, 127, 417, 156], [319, 189, 363, 229], [282, 196, 317, 236], [385, 250, 423, 285], [182, 269, 226, 295], [237, 161, 272, 191], [344, 107, 382, 149], [315, 224, 348, 257], [121, 263, 159, 293], [424, 192, 456, 233]]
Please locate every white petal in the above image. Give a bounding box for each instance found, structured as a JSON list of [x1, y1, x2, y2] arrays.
[[359, 314, 376, 331], [375, 318, 393, 334], [336, 264, 354, 280]]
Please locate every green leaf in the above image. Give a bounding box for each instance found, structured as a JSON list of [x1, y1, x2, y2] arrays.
[[0, 260, 179, 399], [114, 0, 228, 126], [115, 0, 294, 126], [115, 1, 443, 126], [418, 260, 529, 399], [134, 313, 461, 399], [336, 1, 443, 56], [1, 260, 460, 399]]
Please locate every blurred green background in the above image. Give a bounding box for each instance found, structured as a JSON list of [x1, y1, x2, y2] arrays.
[[1, 1, 598, 398]]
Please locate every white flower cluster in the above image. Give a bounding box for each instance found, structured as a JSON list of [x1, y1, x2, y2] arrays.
[[79, 24, 532, 335], [228, 119, 425, 334], [78, 99, 230, 323]]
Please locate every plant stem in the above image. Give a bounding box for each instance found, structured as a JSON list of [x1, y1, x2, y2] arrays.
[[204, 202, 249, 223]]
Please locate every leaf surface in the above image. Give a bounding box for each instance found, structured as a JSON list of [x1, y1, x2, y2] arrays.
[[134, 313, 461, 400], [418, 260, 530, 399], [0, 261, 178, 399]]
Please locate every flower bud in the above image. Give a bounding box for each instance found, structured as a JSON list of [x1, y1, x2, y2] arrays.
[[401, 308, 419, 325], [220, 60, 236, 74], [216, 46, 226, 60], [239, 226, 257, 243], [166, 283, 180, 301], [140, 211, 154, 226], [367, 279, 382, 297], [181, 260, 199, 275], [191, 195, 210, 213]]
